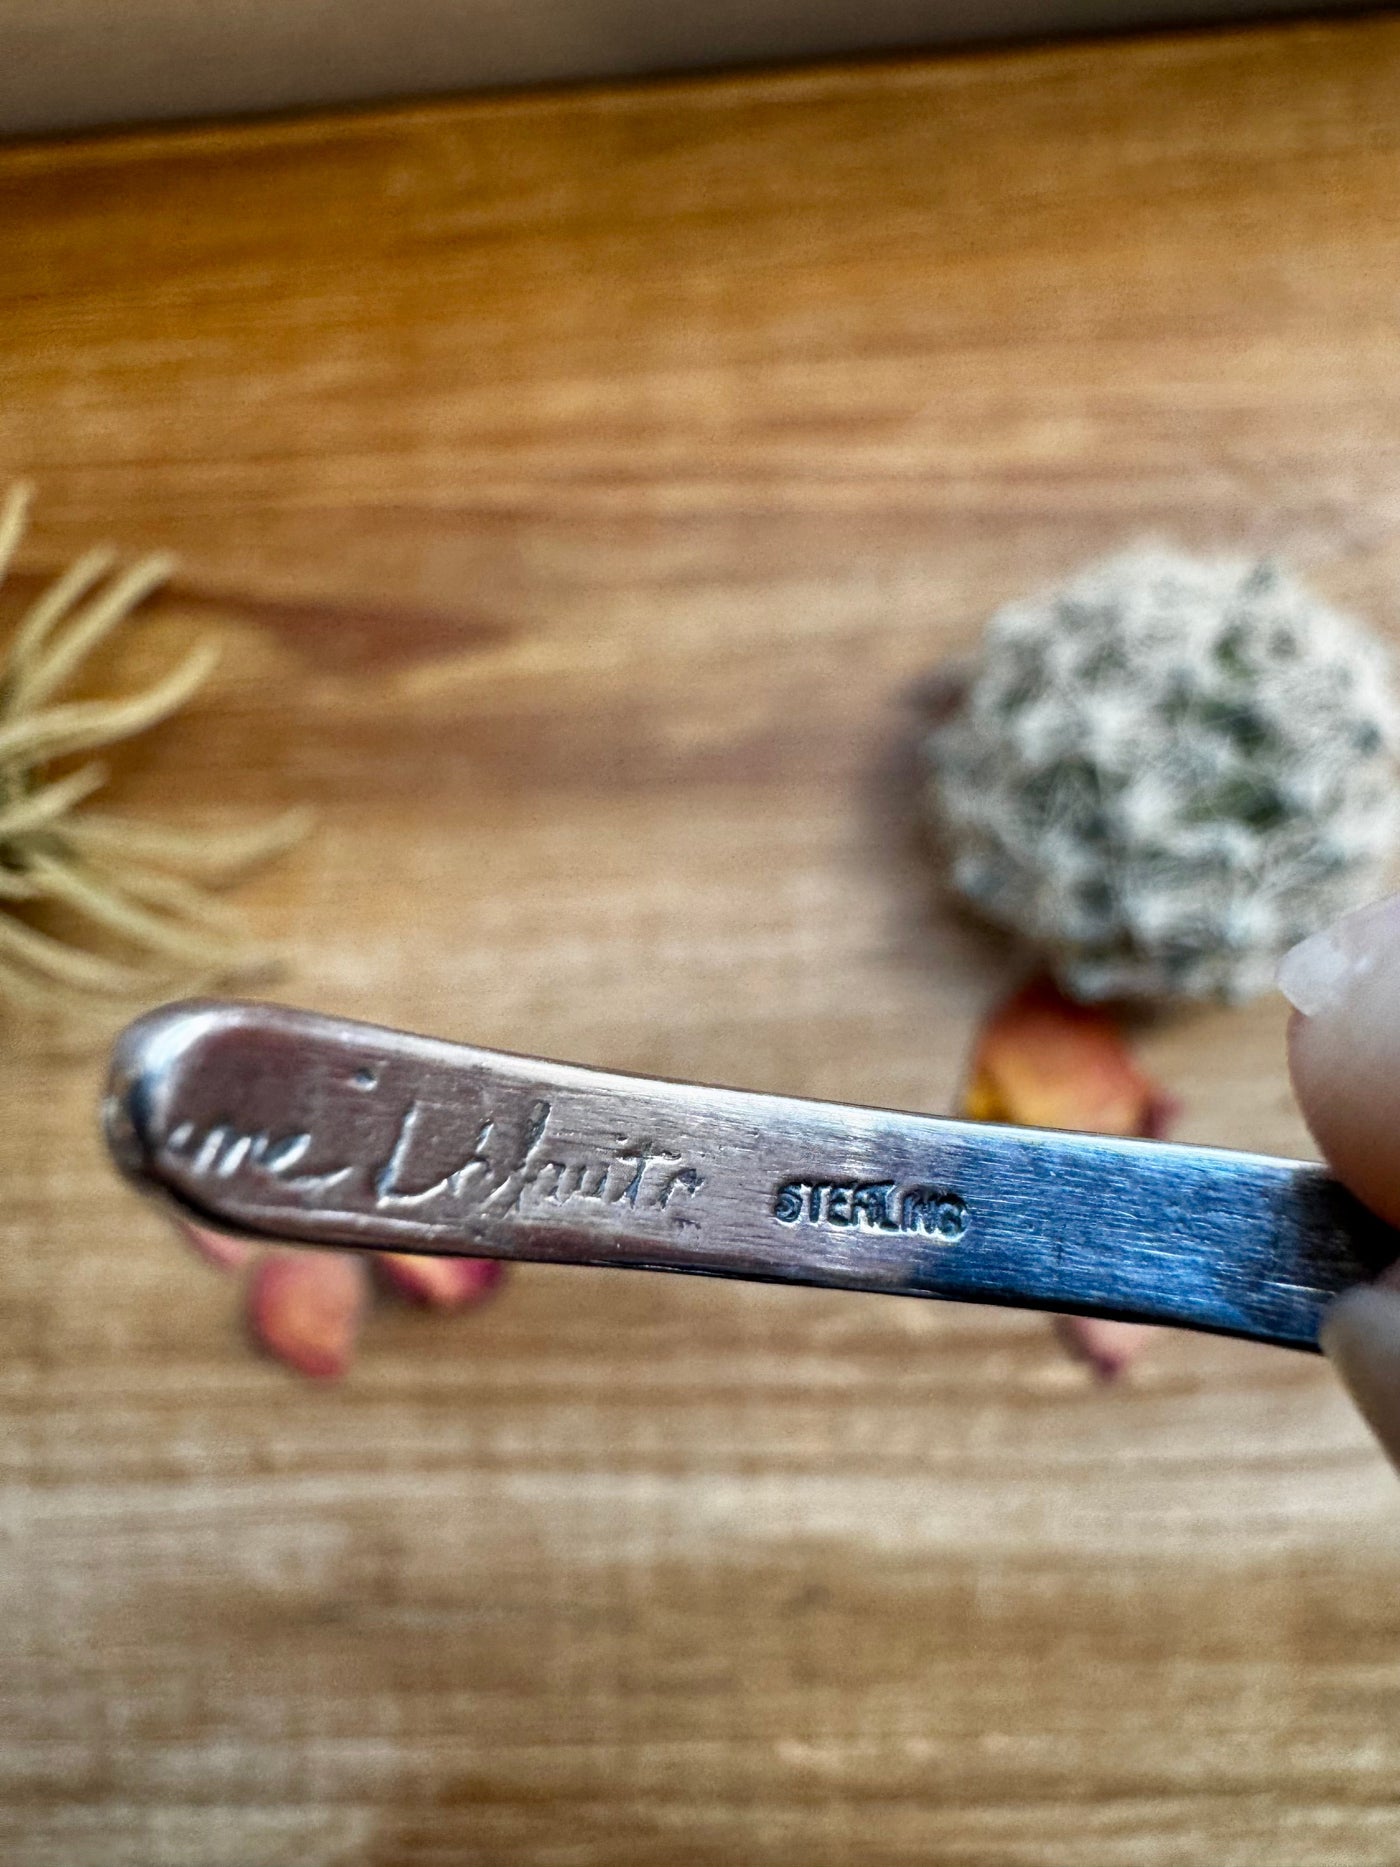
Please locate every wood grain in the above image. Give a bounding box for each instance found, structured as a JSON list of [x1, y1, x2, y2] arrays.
[[5, 16, 1400, 1863]]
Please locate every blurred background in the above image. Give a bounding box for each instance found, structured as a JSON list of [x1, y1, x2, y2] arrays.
[[4, 5, 1400, 1866], [0, 0, 1369, 133]]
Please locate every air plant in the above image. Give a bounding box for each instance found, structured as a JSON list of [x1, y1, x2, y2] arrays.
[[0, 481, 308, 1014], [0, 482, 511, 1373]]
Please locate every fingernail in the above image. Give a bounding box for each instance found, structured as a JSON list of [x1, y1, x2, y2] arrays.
[[1321, 1284, 1400, 1471], [1276, 894, 1400, 1018]]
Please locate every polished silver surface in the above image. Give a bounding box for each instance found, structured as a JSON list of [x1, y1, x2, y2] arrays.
[[104, 999, 1399, 1351]]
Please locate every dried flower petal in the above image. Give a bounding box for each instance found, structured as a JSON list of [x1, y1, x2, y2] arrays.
[[177, 1219, 255, 1273], [961, 976, 1178, 1377], [248, 1249, 368, 1380], [962, 976, 1169, 1138], [377, 1252, 506, 1309], [1054, 1315, 1159, 1383]]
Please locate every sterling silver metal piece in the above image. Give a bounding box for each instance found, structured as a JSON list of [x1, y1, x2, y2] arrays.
[[104, 999, 1400, 1352]]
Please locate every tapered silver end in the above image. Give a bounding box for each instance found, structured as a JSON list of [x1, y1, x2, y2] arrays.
[[103, 1000, 252, 1200]]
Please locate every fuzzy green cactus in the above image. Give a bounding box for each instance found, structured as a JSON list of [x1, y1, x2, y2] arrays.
[[924, 548, 1400, 1004]]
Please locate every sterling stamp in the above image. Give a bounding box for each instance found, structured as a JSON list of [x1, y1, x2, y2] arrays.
[[772, 1179, 967, 1241]]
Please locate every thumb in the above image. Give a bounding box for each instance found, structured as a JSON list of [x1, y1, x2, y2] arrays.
[[1281, 893, 1400, 1464]]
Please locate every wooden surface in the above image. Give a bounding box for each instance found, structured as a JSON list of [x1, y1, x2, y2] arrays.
[[4, 16, 1400, 1863]]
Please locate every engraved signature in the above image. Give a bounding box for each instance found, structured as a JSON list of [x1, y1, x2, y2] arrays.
[[772, 1179, 967, 1243], [162, 1098, 705, 1224], [372, 1098, 704, 1217], [164, 1121, 353, 1193]]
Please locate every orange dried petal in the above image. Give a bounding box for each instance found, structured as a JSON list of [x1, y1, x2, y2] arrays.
[[377, 1253, 506, 1309], [962, 976, 1164, 1138], [1054, 1315, 1159, 1382], [248, 1249, 367, 1381]]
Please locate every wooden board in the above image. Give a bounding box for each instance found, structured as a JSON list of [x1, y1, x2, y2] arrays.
[[4, 16, 1400, 1863]]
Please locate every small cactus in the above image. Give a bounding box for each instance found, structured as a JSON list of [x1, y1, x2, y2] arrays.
[[924, 548, 1400, 1004]]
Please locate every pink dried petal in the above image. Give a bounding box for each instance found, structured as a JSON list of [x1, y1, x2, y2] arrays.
[[178, 1220, 256, 1272], [377, 1252, 506, 1309], [1055, 1314, 1159, 1382], [1141, 1092, 1184, 1142], [247, 1250, 368, 1381]]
